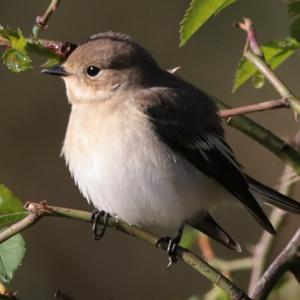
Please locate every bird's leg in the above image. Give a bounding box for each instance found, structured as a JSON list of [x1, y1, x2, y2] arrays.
[[155, 224, 184, 269], [91, 210, 110, 241]]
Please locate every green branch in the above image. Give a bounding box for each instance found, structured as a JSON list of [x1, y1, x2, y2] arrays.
[[215, 98, 300, 174], [0, 202, 251, 300]]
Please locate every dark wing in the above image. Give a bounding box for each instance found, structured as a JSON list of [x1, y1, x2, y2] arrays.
[[141, 80, 275, 234], [188, 210, 241, 252]]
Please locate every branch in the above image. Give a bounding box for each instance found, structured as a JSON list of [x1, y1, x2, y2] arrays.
[[0, 202, 251, 300], [248, 132, 300, 295], [251, 228, 300, 300], [32, 0, 62, 38], [219, 98, 289, 119], [237, 18, 300, 115], [214, 98, 300, 175], [248, 164, 296, 294]]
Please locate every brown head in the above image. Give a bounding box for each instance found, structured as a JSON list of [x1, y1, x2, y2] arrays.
[[42, 32, 161, 104]]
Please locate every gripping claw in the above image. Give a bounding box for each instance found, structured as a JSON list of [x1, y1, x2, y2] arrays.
[[91, 210, 109, 240]]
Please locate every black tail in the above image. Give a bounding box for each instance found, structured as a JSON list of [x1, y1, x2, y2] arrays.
[[247, 175, 300, 213]]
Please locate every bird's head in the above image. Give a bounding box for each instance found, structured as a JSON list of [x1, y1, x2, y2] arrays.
[[42, 32, 160, 104]]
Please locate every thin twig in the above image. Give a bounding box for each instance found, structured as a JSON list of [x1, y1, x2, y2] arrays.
[[215, 98, 300, 175], [0, 202, 250, 300], [237, 18, 300, 115], [32, 0, 62, 38], [251, 228, 300, 300], [0, 211, 42, 243], [219, 98, 289, 119]]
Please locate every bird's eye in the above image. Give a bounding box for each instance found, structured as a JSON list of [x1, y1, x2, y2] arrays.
[[86, 66, 101, 78]]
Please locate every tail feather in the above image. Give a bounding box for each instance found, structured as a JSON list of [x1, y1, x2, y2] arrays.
[[247, 175, 300, 213]]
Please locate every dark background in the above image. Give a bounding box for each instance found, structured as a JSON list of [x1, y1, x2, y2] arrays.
[[0, 0, 300, 299]]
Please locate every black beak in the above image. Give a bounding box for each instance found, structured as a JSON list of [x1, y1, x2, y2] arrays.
[[41, 65, 70, 77]]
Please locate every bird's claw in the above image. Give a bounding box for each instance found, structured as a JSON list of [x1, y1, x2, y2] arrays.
[[91, 210, 109, 241], [156, 236, 179, 269]]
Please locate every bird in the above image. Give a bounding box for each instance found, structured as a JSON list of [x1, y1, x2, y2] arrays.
[[42, 31, 300, 267]]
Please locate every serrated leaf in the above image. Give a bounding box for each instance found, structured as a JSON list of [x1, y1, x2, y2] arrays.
[[214, 0, 236, 15], [0, 27, 26, 50], [233, 38, 300, 92], [0, 27, 20, 41], [179, 0, 236, 46], [0, 186, 27, 229], [288, 1, 300, 18], [2, 48, 32, 73], [0, 234, 25, 283], [0, 27, 33, 72]]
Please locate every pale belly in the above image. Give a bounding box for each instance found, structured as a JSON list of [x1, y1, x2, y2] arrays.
[[62, 102, 232, 232]]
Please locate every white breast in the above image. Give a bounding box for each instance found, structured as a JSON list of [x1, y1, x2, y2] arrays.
[[62, 98, 231, 232]]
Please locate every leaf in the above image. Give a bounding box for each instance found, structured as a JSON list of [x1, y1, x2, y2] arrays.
[[288, 1, 300, 18], [0, 27, 33, 72], [214, 0, 236, 16], [180, 226, 199, 249], [233, 38, 300, 92], [41, 57, 62, 68], [2, 48, 32, 73], [0, 185, 27, 229], [252, 72, 265, 89], [0, 234, 25, 283], [179, 0, 236, 46]]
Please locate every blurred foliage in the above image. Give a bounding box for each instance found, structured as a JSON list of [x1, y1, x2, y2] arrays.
[[269, 274, 300, 300]]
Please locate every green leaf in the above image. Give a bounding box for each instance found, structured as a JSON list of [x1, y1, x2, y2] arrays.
[[0, 185, 27, 229], [2, 48, 32, 73], [233, 38, 300, 92], [252, 72, 265, 89], [179, 0, 236, 46], [0, 234, 26, 283], [288, 1, 300, 18], [0, 27, 33, 72], [180, 226, 199, 249], [41, 57, 63, 68], [214, 0, 236, 15]]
